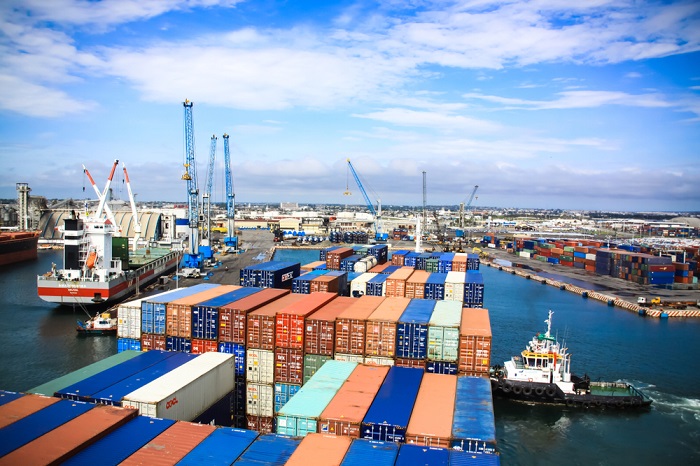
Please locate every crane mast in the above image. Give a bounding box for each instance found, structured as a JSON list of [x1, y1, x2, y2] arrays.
[[345, 159, 387, 242], [459, 185, 479, 229], [83, 160, 120, 235], [222, 134, 238, 251], [123, 164, 142, 251], [181, 99, 202, 269], [201, 134, 217, 247]]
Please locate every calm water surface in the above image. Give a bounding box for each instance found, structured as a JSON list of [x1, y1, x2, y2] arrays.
[[1, 247, 698, 464]]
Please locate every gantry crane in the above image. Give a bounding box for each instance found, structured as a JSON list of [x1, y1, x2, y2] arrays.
[[344, 159, 387, 242], [181, 99, 202, 269], [459, 185, 479, 228], [222, 134, 238, 251]]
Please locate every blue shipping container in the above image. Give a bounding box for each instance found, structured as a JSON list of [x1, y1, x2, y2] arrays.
[[361, 366, 423, 443], [292, 271, 327, 294], [166, 336, 192, 353], [117, 338, 141, 352], [192, 287, 263, 340], [141, 283, 220, 334], [0, 390, 23, 407], [426, 361, 458, 375], [449, 449, 502, 465], [275, 382, 301, 412], [178, 427, 259, 465], [396, 300, 436, 359], [425, 273, 448, 301], [395, 443, 449, 465], [366, 274, 388, 296], [340, 439, 399, 466], [218, 342, 246, 376], [451, 376, 497, 454], [233, 433, 301, 466]]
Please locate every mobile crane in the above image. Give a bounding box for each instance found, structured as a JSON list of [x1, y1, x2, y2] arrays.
[[222, 134, 238, 252], [344, 159, 388, 242], [180, 99, 203, 269]]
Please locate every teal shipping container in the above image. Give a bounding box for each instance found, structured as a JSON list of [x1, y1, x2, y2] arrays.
[[427, 300, 463, 362]]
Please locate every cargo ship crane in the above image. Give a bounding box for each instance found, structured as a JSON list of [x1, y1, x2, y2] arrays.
[[201, 134, 217, 250], [82, 160, 121, 235], [181, 99, 202, 269], [122, 164, 141, 251], [344, 158, 387, 242], [222, 134, 238, 251]]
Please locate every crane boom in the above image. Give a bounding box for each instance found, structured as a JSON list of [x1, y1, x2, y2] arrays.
[[222, 134, 237, 250], [345, 159, 386, 242], [181, 99, 202, 268], [82, 160, 120, 234], [202, 134, 217, 246]]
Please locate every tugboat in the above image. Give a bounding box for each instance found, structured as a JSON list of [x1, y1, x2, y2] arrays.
[[490, 310, 652, 409], [76, 311, 117, 336]]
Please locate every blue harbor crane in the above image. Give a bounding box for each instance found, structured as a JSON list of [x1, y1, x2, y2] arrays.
[[222, 134, 238, 251], [198, 134, 217, 263], [457, 184, 479, 236], [344, 158, 388, 242], [181, 99, 203, 269]]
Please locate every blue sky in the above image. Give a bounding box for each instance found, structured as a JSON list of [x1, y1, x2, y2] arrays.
[[1, 0, 699, 212]]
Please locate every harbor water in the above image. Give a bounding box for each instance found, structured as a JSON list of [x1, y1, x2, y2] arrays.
[[1, 248, 699, 464]]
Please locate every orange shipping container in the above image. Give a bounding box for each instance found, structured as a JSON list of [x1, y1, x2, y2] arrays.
[[0, 394, 59, 429], [365, 296, 411, 358], [458, 308, 492, 375], [310, 275, 341, 294], [452, 254, 467, 272], [275, 292, 337, 349], [219, 288, 290, 344], [305, 297, 356, 356], [385, 267, 414, 297], [406, 373, 457, 448], [301, 261, 325, 272], [247, 294, 307, 350], [326, 248, 353, 270], [191, 339, 218, 354], [318, 364, 389, 438], [121, 421, 216, 465], [335, 296, 385, 355], [405, 270, 430, 299], [395, 358, 426, 370], [368, 262, 391, 273], [0, 405, 137, 466], [166, 285, 239, 338], [285, 433, 352, 466]]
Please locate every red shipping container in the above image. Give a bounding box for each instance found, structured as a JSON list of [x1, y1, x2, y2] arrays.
[[406, 373, 457, 448], [310, 275, 341, 294], [247, 294, 307, 350], [458, 308, 492, 375], [369, 262, 391, 273], [191, 339, 218, 354], [452, 255, 467, 272], [335, 296, 385, 355], [122, 421, 217, 465], [395, 358, 426, 369], [219, 288, 290, 344], [141, 333, 166, 351], [365, 297, 410, 358], [405, 270, 429, 299], [167, 285, 239, 338], [385, 267, 414, 297], [274, 347, 305, 384], [305, 297, 356, 356], [275, 292, 337, 349], [326, 247, 353, 270], [246, 414, 274, 434]]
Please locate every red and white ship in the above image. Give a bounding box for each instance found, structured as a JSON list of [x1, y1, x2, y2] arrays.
[[37, 161, 181, 306]]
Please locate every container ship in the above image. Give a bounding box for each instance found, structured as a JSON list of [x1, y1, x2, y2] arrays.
[[0, 230, 40, 266]]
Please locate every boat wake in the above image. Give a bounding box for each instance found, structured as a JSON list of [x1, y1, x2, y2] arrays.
[[641, 386, 700, 420]]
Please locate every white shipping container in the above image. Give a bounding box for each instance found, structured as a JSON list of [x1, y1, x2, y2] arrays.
[[363, 356, 395, 367], [519, 251, 531, 258], [353, 256, 378, 273], [445, 271, 466, 302], [121, 352, 235, 421], [117, 289, 180, 339], [246, 349, 275, 384], [350, 273, 377, 297], [333, 353, 363, 364], [586, 253, 596, 261], [246, 382, 274, 417]]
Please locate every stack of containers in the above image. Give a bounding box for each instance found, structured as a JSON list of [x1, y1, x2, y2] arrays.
[[350, 272, 377, 297], [334, 296, 386, 363], [452, 253, 467, 272], [309, 273, 343, 294], [367, 244, 389, 264], [165, 285, 239, 353], [444, 271, 466, 303], [177, 427, 259, 464], [340, 254, 363, 272], [274, 293, 338, 411], [395, 300, 436, 369], [276, 360, 358, 437], [326, 247, 354, 270], [246, 294, 307, 433], [121, 352, 236, 425], [405, 372, 457, 448], [391, 250, 410, 266], [141, 284, 220, 351], [424, 272, 447, 300], [339, 438, 399, 466], [458, 308, 492, 377], [405, 270, 429, 299], [361, 366, 423, 442], [426, 300, 463, 375], [451, 376, 497, 454], [319, 245, 341, 261], [304, 297, 356, 383], [285, 433, 352, 466], [318, 364, 390, 438], [368, 262, 392, 273], [464, 271, 485, 308], [292, 270, 327, 294], [438, 253, 455, 273], [403, 252, 420, 268], [395, 444, 450, 465], [219, 288, 291, 428], [364, 297, 411, 366], [233, 433, 301, 465], [353, 256, 377, 273], [120, 421, 217, 465], [240, 261, 300, 289], [366, 273, 388, 296], [117, 289, 179, 351], [415, 253, 431, 271], [325, 270, 350, 296], [385, 267, 414, 297]]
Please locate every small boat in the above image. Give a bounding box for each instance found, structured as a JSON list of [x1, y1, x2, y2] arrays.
[[490, 310, 652, 409], [76, 311, 117, 335]]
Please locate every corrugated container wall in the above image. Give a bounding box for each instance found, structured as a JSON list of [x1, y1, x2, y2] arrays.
[[458, 308, 492, 376], [285, 433, 352, 466], [142, 284, 220, 335], [339, 439, 399, 466], [0, 394, 59, 429], [233, 433, 301, 466], [219, 288, 290, 344], [177, 427, 259, 465], [385, 267, 414, 297], [405, 373, 457, 448], [192, 287, 262, 340], [396, 299, 436, 360], [451, 376, 497, 454], [275, 292, 337, 349], [166, 285, 239, 338], [394, 444, 450, 466], [120, 421, 217, 465], [247, 294, 307, 350], [365, 297, 411, 358], [427, 300, 463, 362], [335, 296, 386, 355], [305, 297, 356, 356], [118, 289, 180, 340]]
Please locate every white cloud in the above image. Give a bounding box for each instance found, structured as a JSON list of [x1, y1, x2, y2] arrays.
[[463, 90, 672, 110], [0, 74, 96, 117], [353, 108, 502, 132]]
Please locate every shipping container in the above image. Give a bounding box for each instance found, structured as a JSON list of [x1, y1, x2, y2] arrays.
[[245, 415, 275, 435], [365, 296, 410, 358], [218, 341, 246, 376], [449, 449, 502, 465], [240, 261, 300, 288], [274, 347, 305, 385], [340, 438, 399, 466], [426, 361, 458, 375], [118, 289, 180, 339], [0, 394, 59, 429], [141, 333, 166, 351], [292, 270, 327, 294], [310, 274, 344, 294], [191, 338, 218, 354], [55, 350, 177, 401], [246, 348, 275, 384], [334, 353, 364, 364], [361, 366, 423, 443], [305, 297, 355, 356], [425, 272, 448, 301], [325, 247, 354, 270], [301, 261, 326, 272], [89, 352, 198, 406], [385, 267, 414, 297], [304, 354, 332, 383], [177, 427, 259, 465], [368, 262, 391, 273], [166, 285, 239, 338], [363, 356, 395, 367], [275, 382, 301, 413], [166, 336, 192, 353], [0, 391, 24, 408], [61, 414, 175, 465], [318, 364, 389, 438], [427, 300, 463, 362], [405, 373, 457, 448], [276, 360, 358, 437], [353, 256, 378, 274], [233, 433, 301, 466], [285, 433, 352, 466], [458, 308, 492, 375], [120, 421, 217, 465], [28, 350, 141, 397], [335, 296, 386, 355], [246, 382, 275, 418], [464, 272, 485, 306], [395, 444, 449, 466], [396, 299, 436, 360], [121, 352, 235, 422], [117, 338, 141, 352], [366, 273, 388, 296], [325, 270, 350, 296], [350, 272, 377, 297], [142, 284, 220, 334], [395, 358, 426, 369], [0, 404, 136, 465], [320, 246, 342, 262], [405, 270, 430, 299], [391, 250, 409, 266], [247, 294, 307, 350], [451, 376, 497, 454], [220, 288, 290, 344], [275, 292, 337, 349], [192, 286, 261, 340]]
